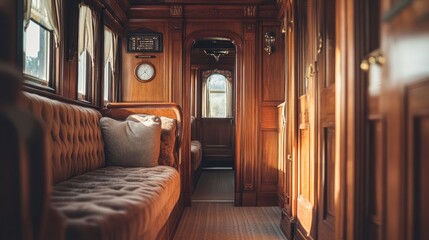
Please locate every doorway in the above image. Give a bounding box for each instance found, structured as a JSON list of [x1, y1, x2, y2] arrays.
[[189, 38, 236, 203]]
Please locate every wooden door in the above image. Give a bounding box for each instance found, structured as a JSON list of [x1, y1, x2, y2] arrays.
[[200, 118, 235, 167], [357, 0, 385, 238], [200, 70, 235, 168], [380, 1, 429, 239], [279, 2, 296, 238], [295, 0, 317, 238], [316, 0, 336, 238]]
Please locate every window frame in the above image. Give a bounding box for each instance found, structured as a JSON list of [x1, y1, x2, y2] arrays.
[[23, 18, 56, 92]]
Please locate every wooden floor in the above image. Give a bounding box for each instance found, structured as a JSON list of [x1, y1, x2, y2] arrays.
[[174, 170, 287, 240]]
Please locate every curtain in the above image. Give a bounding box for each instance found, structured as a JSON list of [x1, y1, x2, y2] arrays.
[[104, 27, 118, 74], [225, 78, 233, 117], [24, 0, 61, 46], [202, 80, 207, 117], [78, 4, 97, 61]]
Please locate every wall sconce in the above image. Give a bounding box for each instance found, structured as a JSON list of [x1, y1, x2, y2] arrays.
[[264, 31, 276, 55]]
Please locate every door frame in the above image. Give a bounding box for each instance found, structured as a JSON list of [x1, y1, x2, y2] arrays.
[[183, 30, 243, 206]]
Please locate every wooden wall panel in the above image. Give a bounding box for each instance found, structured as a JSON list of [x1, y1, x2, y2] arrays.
[[259, 21, 284, 206], [260, 107, 278, 129], [260, 130, 279, 193], [262, 24, 285, 102], [407, 81, 429, 240], [241, 23, 258, 205], [323, 126, 335, 224], [415, 118, 429, 240], [366, 119, 384, 240], [169, 21, 183, 105], [121, 22, 170, 102]]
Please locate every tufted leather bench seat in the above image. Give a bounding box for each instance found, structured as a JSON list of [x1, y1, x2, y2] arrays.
[[20, 92, 182, 240]]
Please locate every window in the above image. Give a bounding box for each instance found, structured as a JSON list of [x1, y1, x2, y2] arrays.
[[202, 73, 233, 118], [78, 50, 92, 100], [23, 20, 51, 84], [23, 0, 60, 86], [103, 61, 112, 102], [103, 27, 118, 104], [78, 4, 97, 101]]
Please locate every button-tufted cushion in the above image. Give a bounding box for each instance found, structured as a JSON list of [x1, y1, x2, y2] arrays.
[[51, 166, 180, 240], [20, 92, 105, 184]]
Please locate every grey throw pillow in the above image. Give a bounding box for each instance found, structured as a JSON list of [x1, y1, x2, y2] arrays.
[[100, 117, 161, 167]]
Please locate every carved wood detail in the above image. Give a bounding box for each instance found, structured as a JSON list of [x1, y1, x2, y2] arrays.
[[244, 5, 257, 17], [169, 5, 183, 17]]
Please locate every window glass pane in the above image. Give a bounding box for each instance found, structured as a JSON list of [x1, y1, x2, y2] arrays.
[[104, 62, 112, 102], [78, 51, 87, 97], [23, 20, 50, 83], [209, 92, 227, 117], [208, 74, 226, 90], [203, 73, 232, 118]]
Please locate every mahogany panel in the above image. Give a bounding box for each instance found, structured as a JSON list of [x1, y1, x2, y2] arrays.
[[241, 23, 258, 205], [185, 22, 243, 37], [258, 5, 280, 19], [407, 81, 429, 240], [184, 5, 249, 19], [365, 118, 384, 240], [260, 130, 279, 190], [199, 98, 235, 167], [101, 0, 128, 25], [121, 23, 169, 102], [262, 24, 285, 102], [415, 118, 429, 240], [280, 209, 294, 240], [316, 0, 336, 238], [128, 5, 171, 19], [169, 20, 183, 104], [298, 128, 310, 201], [129, 0, 276, 4], [261, 106, 278, 129], [323, 126, 335, 224]]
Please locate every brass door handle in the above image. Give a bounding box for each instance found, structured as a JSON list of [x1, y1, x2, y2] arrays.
[[360, 50, 385, 72]]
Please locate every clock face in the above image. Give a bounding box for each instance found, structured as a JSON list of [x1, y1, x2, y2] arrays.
[[135, 62, 155, 81]]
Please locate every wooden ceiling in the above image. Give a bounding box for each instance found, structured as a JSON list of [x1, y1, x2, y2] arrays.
[[127, 0, 276, 5]]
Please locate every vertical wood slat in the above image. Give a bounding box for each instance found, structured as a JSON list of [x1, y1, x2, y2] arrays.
[[241, 22, 258, 205], [407, 81, 429, 240]]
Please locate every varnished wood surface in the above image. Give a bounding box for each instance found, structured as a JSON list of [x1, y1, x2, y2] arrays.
[[200, 118, 235, 167]]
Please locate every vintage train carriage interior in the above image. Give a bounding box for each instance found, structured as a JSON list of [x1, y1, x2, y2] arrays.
[[1, 0, 428, 239]]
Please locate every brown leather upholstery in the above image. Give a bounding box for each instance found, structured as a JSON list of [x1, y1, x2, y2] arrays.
[[51, 166, 180, 240], [18, 92, 181, 240], [21, 92, 105, 184]]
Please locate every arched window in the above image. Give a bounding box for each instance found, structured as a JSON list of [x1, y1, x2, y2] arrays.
[[202, 73, 232, 118]]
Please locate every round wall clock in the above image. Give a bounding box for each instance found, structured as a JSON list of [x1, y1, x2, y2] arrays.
[[135, 62, 156, 82]]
